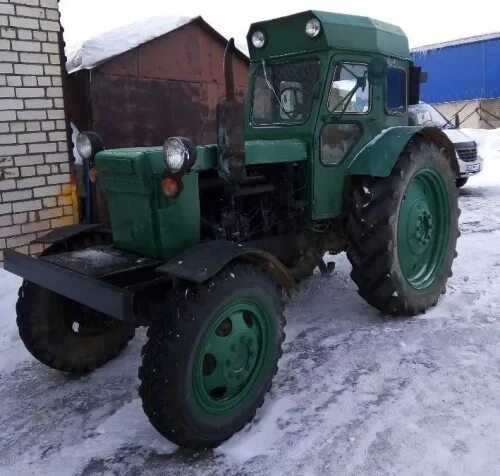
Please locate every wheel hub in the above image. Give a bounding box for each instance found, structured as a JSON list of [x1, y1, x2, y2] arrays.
[[224, 335, 258, 384], [193, 301, 270, 414], [398, 168, 450, 289], [407, 201, 434, 253]]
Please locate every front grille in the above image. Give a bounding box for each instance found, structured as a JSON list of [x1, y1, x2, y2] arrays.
[[456, 146, 477, 162]]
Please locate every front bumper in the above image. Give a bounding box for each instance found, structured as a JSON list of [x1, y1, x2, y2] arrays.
[[4, 247, 162, 321], [458, 156, 483, 178]]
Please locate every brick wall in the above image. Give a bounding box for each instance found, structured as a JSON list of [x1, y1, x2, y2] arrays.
[[0, 0, 76, 263]]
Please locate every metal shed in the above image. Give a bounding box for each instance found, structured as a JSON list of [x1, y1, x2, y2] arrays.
[[411, 33, 500, 128], [65, 16, 249, 149], [412, 33, 500, 104]]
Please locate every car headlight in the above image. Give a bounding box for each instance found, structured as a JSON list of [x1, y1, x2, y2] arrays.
[[251, 30, 266, 49], [76, 131, 104, 160], [163, 137, 197, 174], [305, 18, 321, 38]]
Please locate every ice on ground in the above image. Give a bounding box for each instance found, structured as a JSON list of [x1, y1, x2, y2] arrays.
[[0, 271, 23, 370]]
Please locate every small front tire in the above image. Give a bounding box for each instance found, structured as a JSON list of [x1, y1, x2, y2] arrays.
[[138, 264, 285, 450], [456, 177, 468, 188], [17, 282, 135, 373]]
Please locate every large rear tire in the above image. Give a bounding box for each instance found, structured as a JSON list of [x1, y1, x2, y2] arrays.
[[346, 138, 459, 316], [138, 264, 285, 449]]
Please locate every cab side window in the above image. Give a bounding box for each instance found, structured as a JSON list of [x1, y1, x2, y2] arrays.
[[386, 67, 407, 114], [327, 63, 370, 114]]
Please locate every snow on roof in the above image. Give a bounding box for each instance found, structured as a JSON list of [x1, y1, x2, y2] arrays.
[[412, 31, 500, 53], [66, 16, 195, 74]]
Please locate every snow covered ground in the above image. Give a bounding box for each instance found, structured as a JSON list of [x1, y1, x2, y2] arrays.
[[1, 130, 500, 475]]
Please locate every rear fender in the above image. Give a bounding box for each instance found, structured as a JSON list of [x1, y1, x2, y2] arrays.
[[347, 126, 458, 177], [156, 240, 297, 293]]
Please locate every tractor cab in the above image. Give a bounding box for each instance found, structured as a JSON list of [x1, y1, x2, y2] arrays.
[[233, 11, 427, 218]]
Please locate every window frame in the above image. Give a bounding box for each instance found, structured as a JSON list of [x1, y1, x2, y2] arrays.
[[249, 58, 321, 128], [319, 121, 364, 167], [385, 66, 408, 116], [327, 62, 372, 115]]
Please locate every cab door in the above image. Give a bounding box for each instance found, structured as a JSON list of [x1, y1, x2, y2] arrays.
[[312, 54, 382, 219]]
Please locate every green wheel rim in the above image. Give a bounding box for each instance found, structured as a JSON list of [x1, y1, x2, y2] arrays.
[[192, 299, 273, 415], [397, 168, 450, 289]]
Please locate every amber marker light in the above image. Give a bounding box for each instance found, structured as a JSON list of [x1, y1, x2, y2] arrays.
[[89, 167, 98, 183], [161, 176, 182, 198]]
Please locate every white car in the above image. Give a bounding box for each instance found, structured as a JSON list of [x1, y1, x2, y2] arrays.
[[409, 102, 483, 187]]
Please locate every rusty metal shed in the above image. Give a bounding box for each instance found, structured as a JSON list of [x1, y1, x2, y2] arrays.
[[65, 16, 249, 149]]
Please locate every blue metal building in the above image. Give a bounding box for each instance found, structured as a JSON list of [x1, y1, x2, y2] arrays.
[[411, 33, 500, 103]]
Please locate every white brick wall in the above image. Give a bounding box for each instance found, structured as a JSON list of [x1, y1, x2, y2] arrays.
[[0, 0, 76, 263]]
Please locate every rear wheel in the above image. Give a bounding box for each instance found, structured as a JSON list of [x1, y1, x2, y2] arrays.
[[138, 264, 285, 449], [456, 177, 468, 188], [347, 138, 459, 315]]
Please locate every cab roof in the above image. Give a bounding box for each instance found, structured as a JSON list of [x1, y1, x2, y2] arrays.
[[246, 10, 410, 61]]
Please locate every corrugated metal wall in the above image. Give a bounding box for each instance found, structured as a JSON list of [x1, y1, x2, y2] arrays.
[[412, 37, 500, 103]]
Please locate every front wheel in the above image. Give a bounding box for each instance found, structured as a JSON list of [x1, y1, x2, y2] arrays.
[[138, 264, 285, 449], [456, 177, 468, 188], [17, 282, 135, 373], [347, 138, 459, 316]]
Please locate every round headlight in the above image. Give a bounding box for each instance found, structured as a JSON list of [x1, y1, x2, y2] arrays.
[[76, 131, 104, 160], [251, 30, 266, 49], [305, 18, 321, 38], [163, 137, 197, 174]]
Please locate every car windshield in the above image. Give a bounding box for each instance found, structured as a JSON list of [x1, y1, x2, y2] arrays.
[[409, 103, 450, 128], [251, 60, 320, 126]]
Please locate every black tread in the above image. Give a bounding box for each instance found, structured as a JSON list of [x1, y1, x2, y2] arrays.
[[138, 263, 285, 450], [15, 231, 135, 374], [346, 138, 459, 316]]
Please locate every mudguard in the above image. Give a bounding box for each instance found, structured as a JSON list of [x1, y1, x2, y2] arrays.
[[347, 125, 458, 177], [35, 223, 104, 245], [156, 240, 297, 292]]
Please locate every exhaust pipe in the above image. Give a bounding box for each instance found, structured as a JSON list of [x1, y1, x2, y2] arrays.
[[217, 38, 245, 182]]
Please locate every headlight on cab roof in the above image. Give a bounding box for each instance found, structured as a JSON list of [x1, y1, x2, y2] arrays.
[[163, 137, 197, 174], [251, 30, 266, 49], [76, 131, 104, 160], [305, 18, 321, 38]]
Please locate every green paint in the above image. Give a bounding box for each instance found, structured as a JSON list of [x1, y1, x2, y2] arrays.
[[192, 298, 275, 415], [245, 139, 307, 165], [347, 126, 427, 177], [96, 148, 200, 258], [397, 168, 450, 289], [94, 10, 448, 257], [247, 11, 409, 61], [194, 145, 217, 171]]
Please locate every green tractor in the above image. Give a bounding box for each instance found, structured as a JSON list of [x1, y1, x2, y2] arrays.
[[5, 11, 459, 449]]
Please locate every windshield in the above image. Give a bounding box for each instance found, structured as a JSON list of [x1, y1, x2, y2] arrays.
[[251, 60, 320, 126], [409, 103, 450, 128]]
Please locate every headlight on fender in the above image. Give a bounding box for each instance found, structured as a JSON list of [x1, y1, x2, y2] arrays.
[[163, 137, 197, 174], [76, 131, 104, 160]]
